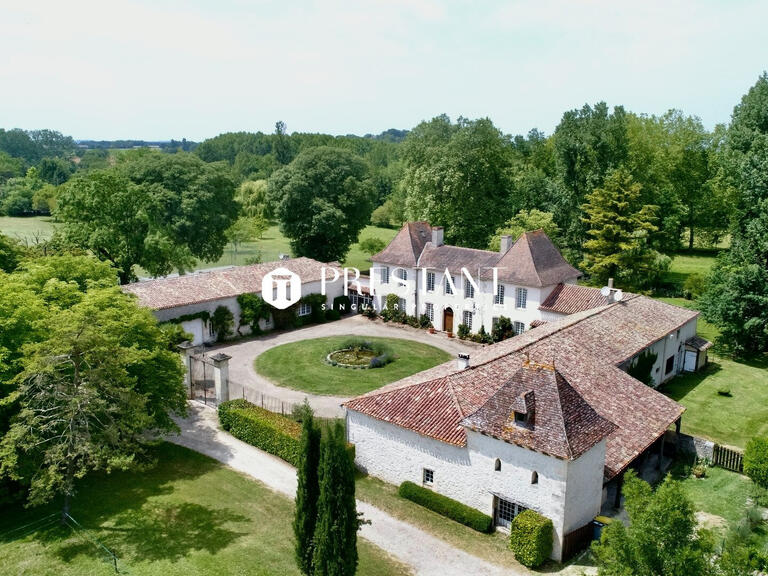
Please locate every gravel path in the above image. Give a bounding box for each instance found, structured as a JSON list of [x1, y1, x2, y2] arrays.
[[169, 402, 518, 576], [208, 315, 477, 417]]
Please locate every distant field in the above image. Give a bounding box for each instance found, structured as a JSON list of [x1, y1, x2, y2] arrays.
[[661, 251, 719, 289], [0, 215, 56, 243], [0, 216, 396, 273]]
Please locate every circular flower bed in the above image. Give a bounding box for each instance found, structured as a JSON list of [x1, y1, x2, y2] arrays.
[[325, 337, 396, 369]]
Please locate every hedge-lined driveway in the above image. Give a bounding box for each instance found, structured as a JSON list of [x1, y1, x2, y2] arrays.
[[208, 315, 476, 417]]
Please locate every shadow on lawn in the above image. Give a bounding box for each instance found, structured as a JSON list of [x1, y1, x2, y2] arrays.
[[660, 361, 723, 400]]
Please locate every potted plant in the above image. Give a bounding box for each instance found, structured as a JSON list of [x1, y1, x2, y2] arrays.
[[447, 331, 454, 338], [428, 326, 436, 334]]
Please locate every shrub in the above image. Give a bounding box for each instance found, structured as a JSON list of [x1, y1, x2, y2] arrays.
[[509, 509, 553, 568], [211, 305, 234, 341], [717, 387, 732, 397], [398, 481, 493, 533], [361, 306, 377, 319], [219, 399, 302, 466], [325, 308, 341, 321], [457, 323, 470, 340], [491, 316, 514, 343], [332, 295, 351, 315], [744, 437, 768, 488], [683, 273, 708, 300], [418, 314, 432, 329]]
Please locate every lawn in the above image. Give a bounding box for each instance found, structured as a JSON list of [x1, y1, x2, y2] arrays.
[[0, 216, 396, 274], [0, 443, 410, 576], [661, 250, 719, 290], [0, 215, 56, 243], [255, 336, 451, 396], [674, 465, 755, 526], [661, 355, 768, 448]]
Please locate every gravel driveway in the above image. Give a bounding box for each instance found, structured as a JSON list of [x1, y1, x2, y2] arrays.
[[208, 315, 476, 417]]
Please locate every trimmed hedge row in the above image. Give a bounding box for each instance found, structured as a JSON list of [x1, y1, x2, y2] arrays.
[[398, 481, 493, 533], [509, 509, 553, 568], [218, 399, 302, 466]]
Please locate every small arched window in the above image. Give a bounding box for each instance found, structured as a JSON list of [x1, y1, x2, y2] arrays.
[[494, 458, 501, 471], [531, 471, 539, 485]]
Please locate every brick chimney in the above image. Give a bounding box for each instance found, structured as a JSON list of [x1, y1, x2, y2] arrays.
[[432, 226, 444, 247], [499, 235, 513, 253]]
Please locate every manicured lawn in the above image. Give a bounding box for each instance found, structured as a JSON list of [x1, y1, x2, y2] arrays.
[[255, 336, 451, 396], [675, 465, 755, 526], [661, 355, 768, 448], [0, 443, 410, 576], [0, 215, 56, 242], [661, 251, 719, 290]]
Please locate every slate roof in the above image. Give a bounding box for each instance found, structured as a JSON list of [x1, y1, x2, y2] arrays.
[[372, 221, 432, 267], [373, 222, 582, 288], [483, 230, 582, 287], [122, 257, 339, 310], [540, 283, 616, 315], [686, 336, 713, 351], [345, 294, 695, 479]]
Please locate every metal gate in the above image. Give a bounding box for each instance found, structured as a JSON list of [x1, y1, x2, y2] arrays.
[[189, 351, 217, 406]]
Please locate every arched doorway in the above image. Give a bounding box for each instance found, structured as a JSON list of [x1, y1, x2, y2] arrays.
[[443, 307, 454, 333]]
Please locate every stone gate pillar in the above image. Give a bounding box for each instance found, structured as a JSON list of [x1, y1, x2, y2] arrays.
[[211, 352, 232, 404], [177, 341, 196, 398]]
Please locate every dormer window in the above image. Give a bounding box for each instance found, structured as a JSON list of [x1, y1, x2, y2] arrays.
[[513, 411, 528, 426]]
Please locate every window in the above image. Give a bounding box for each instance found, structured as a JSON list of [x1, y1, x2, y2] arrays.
[[425, 303, 434, 321], [208, 321, 215, 337], [494, 459, 501, 472], [464, 278, 475, 299], [298, 303, 312, 317], [492, 317, 500, 330], [381, 266, 390, 284], [513, 321, 525, 336], [396, 267, 408, 281], [531, 471, 539, 485], [665, 355, 675, 375], [444, 275, 454, 295], [426, 271, 435, 292], [423, 468, 434, 485], [494, 498, 528, 529], [513, 410, 528, 425], [398, 298, 406, 312], [515, 287, 528, 309], [462, 310, 473, 331], [494, 284, 505, 305]]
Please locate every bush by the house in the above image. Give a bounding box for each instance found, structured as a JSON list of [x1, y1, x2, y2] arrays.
[[218, 399, 302, 466], [237, 292, 271, 334], [491, 316, 514, 343], [211, 305, 235, 341], [418, 314, 432, 329], [332, 295, 351, 315], [457, 323, 470, 340], [361, 305, 378, 319], [509, 509, 553, 568], [744, 437, 768, 488], [324, 308, 341, 321], [397, 481, 493, 533]]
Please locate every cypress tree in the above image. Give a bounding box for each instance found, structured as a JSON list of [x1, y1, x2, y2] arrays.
[[293, 401, 321, 575], [312, 421, 359, 576]]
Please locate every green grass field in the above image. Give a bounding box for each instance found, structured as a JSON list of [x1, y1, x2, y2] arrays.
[[661, 251, 719, 291], [0, 443, 410, 576], [255, 336, 451, 396], [0, 216, 395, 273]]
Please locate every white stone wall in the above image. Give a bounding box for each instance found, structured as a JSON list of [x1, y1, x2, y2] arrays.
[[370, 262, 556, 335], [347, 410, 604, 560], [630, 317, 698, 387], [152, 278, 344, 345]]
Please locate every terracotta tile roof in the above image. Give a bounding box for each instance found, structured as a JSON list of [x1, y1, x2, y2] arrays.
[[482, 230, 581, 287], [346, 294, 694, 479], [121, 257, 339, 310], [417, 244, 501, 276], [372, 222, 432, 267], [462, 362, 615, 460], [530, 319, 547, 328], [540, 283, 616, 315], [686, 336, 713, 351]]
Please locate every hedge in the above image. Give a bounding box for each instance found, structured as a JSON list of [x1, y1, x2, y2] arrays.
[[398, 481, 493, 533], [509, 509, 553, 568], [219, 400, 355, 467], [744, 436, 768, 488], [218, 399, 302, 466]]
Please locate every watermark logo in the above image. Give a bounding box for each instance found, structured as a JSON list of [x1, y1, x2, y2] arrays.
[[262, 267, 301, 309]]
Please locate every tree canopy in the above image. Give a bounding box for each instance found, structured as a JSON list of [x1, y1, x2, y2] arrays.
[[268, 146, 375, 262]]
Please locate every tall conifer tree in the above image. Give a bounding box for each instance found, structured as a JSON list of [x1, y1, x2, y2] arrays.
[[293, 401, 321, 575]]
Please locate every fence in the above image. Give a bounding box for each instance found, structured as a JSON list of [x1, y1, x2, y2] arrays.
[[234, 381, 301, 416], [561, 522, 594, 561], [713, 444, 744, 473]]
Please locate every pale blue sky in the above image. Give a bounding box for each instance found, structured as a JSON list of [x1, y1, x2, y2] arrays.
[[2, 0, 767, 141]]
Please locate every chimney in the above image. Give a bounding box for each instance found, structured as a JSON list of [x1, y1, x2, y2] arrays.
[[608, 278, 614, 289], [499, 235, 513, 253], [457, 353, 470, 370], [432, 226, 444, 247]]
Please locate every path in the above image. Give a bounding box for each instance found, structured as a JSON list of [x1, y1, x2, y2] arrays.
[[209, 315, 476, 417], [170, 402, 517, 576]]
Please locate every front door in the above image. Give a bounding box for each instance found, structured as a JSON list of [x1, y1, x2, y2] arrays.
[[443, 307, 454, 333]]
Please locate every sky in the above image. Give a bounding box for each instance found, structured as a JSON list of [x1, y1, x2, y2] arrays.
[[2, 0, 767, 141]]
